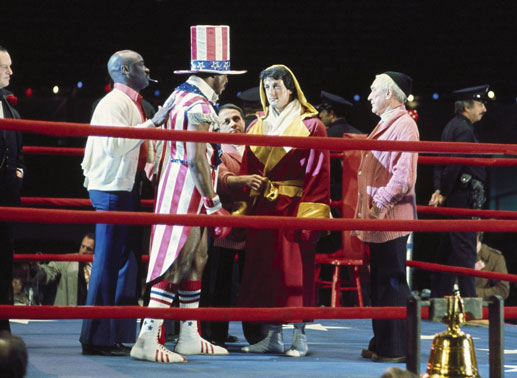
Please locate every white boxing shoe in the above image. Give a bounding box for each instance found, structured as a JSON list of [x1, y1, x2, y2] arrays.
[[175, 337, 229, 355], [285, 326, 308, 357], [130, 333, 187, 363], [241, 328, 284, 354]]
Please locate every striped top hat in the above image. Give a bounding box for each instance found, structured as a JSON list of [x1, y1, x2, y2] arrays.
[[174, 25, 246, 75]]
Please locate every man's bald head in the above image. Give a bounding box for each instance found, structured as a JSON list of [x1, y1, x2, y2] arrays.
[[107, 50, 150, 91]]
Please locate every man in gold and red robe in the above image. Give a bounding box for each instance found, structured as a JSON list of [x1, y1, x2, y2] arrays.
[[237, 64, 330, 358]]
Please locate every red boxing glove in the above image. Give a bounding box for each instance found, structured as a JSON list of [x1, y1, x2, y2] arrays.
[[203, 195, 232, 239]]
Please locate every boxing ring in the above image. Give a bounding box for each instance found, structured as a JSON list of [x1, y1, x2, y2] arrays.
[[2, 117, 517, 377]]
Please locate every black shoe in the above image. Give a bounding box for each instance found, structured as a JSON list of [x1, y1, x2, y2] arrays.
[[361, 337, 376, 359], [115, 343, 132, 353], [209, 339, 227, 348], [371, 352, 406, 363], [227, 335, 239, 343], [82, 344, 130, 356], [361, 348, 374, 359]]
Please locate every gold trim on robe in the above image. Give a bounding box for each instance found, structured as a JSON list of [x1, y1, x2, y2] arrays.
[[297, 202, 330, 219], [248, 116, 310, 173]]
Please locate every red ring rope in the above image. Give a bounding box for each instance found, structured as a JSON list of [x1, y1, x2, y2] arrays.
[[416, 205, 517, 219], [0, 305, 414, 321], [406, 260, 517, 283], [0, 305, 516, 321], [13, 253, 150, 263], [14, 253, 517, 283], [22, 146, 85, 156], [19, 197, 155, 208], [2, 207, 517, 232], [23, 146, 517, 167], [418, 155, 517, 167], [2, 117, 517, 154], [18, 196, 517, 220]]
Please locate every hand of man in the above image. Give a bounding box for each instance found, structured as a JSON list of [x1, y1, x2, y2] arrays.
[[227, 174, 267, 193], [244, 174, 267, 193], [368, 204, 382, 219], [428, 190, 445, 207], [150, 93, 176, 126], [203, 195, 232, 239]]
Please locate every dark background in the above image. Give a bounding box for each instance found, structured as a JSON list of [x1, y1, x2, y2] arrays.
[[2, 1, 517, 302]]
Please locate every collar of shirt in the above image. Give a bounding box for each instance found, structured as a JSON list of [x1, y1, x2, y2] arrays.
[[368, 105, 407, 139], [114, 82, 142, 104], [186, 75, 219, 105], [379, 105, 404, 122], [0, 99, 4, 119]]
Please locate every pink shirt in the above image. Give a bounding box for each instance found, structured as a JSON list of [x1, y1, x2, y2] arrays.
[[113, 83, 145, 121], [354, 105, 419, 243]]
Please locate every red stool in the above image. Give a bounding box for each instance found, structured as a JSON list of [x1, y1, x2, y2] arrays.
[[314, 133, 369, 307], [314, 253, 364, 307]]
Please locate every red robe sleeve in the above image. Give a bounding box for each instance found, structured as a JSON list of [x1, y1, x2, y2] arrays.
[[296, 117, 331, 220]]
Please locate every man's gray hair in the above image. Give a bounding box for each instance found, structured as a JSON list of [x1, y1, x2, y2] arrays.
[[454, 99, 475, 114], [375, 74, 407, 103]]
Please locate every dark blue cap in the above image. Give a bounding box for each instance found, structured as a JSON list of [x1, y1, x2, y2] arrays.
[[317, 90, 353, 114], [236, 87, 260, 104], [453, 84, 490, 103]]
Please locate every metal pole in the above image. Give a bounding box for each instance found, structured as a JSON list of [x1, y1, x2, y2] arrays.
[[406, 295, 421, 375], [488, 295, 504, 378]]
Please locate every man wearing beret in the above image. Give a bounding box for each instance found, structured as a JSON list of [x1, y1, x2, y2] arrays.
[[429, 85, 489, 299], [355, 71, 419, 363]]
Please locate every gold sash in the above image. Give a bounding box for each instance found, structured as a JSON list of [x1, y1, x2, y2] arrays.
[[251, 179, 304, 202], [232, 179, 304, 216]]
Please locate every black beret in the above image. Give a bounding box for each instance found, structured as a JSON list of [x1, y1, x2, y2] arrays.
[[383, 71, 413, 97]]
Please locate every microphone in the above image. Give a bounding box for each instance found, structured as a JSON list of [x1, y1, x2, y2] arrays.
[[148, 77, 159, 83]]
